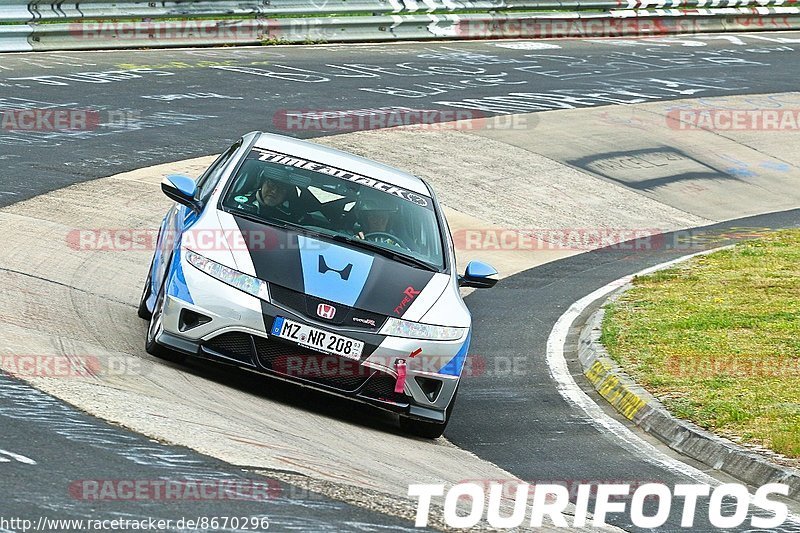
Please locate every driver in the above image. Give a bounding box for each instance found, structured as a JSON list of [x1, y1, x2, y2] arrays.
[[231, 166, 294, 221]]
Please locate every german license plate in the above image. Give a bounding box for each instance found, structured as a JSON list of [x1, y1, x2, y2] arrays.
[[270, 316, 363, 360]]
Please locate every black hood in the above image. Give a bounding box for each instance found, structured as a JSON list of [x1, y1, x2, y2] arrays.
[[233, 216, 438, 318]]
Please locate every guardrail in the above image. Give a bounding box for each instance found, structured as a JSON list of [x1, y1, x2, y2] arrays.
[[9, 0, 797, 20], [2, 0, 799, 52]]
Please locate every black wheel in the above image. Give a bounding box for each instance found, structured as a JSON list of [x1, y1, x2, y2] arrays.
[[399, 385, 459, 439], [137, 268, 153, 320], [145, 271, 187, 364]]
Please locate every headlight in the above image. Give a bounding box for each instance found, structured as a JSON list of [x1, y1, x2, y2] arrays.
[[379, 317, 466, 341], [185, 249, 270, 302]]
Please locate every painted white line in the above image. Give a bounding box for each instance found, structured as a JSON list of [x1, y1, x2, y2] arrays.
[[493, 42, 562, 50], [545, 246, 800, 523], [0, 449, 37, 465]]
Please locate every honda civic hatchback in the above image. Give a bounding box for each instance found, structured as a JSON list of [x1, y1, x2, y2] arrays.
[[138, 131, 498, 438]]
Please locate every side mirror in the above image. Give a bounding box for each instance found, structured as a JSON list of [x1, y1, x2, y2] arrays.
[[161, 174, 200, 212], [458, 260, 499, 289]]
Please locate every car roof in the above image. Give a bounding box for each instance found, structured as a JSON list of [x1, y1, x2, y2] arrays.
[[252, 132, 431, 197]]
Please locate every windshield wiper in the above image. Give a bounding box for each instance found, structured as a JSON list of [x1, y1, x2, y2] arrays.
[[225, 210, 291, 230], [327, 234, 438, 272], [227, 210, 331, 239]]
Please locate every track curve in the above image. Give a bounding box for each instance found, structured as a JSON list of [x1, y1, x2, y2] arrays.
[[3, 34, 800, 531]]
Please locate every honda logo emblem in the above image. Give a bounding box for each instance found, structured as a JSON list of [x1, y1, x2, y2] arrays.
[[316, 303, 336, 320]]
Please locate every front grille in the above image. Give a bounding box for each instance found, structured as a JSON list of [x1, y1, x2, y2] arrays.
[[270, 284, 308, 315], [253, 336, 373, 392], [270, 284, 386, 330], [203, 332, 253, 363], [361, 372, 407, 404]]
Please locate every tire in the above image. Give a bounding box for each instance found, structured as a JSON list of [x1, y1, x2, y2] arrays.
[[137, 268, 153, 320], [399, 384, 459, 439], [145, 269, 187, 365]]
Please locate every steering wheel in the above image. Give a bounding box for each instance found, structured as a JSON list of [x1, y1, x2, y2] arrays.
[[363, 232, 411, 251]]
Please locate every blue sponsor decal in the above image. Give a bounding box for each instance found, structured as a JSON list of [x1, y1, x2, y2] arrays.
[[437, 331, 471, 377], [271, 316, 285, 336], [166, 256, 193, 305], [298, 236, 374, 307]]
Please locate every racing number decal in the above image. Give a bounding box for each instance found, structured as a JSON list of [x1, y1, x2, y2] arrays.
[[326, 336, 355, 356]]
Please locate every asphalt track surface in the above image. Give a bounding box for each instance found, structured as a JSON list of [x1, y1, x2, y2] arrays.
[[2, 33, 800, 206], [2, 34, 800, 531], [0, 372, 424, 532]]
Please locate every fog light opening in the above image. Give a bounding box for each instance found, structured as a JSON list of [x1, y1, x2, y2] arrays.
[[415, 376, 443, 402], [179, 309, 211, 332]]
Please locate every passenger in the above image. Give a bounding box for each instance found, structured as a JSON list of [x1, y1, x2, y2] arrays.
[[353, 193, 408, 249]]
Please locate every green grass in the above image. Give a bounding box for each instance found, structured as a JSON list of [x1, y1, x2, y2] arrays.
[[601, 229, 800, 457]]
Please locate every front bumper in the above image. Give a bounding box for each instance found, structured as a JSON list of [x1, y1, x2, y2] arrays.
[[155, 260, 465, 423]]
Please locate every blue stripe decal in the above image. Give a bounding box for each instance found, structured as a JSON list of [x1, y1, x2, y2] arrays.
[[271, 316, 285, 336], [146, 214, 170, 313], [297, 235, 374, 306], [166, 256, 193, 305], [146, 248, 160, 313], [183, 204, 201, 228], [437, 331, 471, 377]]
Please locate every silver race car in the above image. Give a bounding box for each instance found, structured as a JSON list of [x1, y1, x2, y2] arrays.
[[138, 132, 498, 438]]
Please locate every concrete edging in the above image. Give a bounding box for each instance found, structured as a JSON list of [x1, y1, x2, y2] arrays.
[[578, 291, 800, 501]]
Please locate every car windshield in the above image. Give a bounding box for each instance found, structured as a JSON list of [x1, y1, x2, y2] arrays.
[[220, 147, 445, 270]]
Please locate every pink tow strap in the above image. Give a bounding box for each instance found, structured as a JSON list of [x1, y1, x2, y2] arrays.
[[394, 359, 407, 394]]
